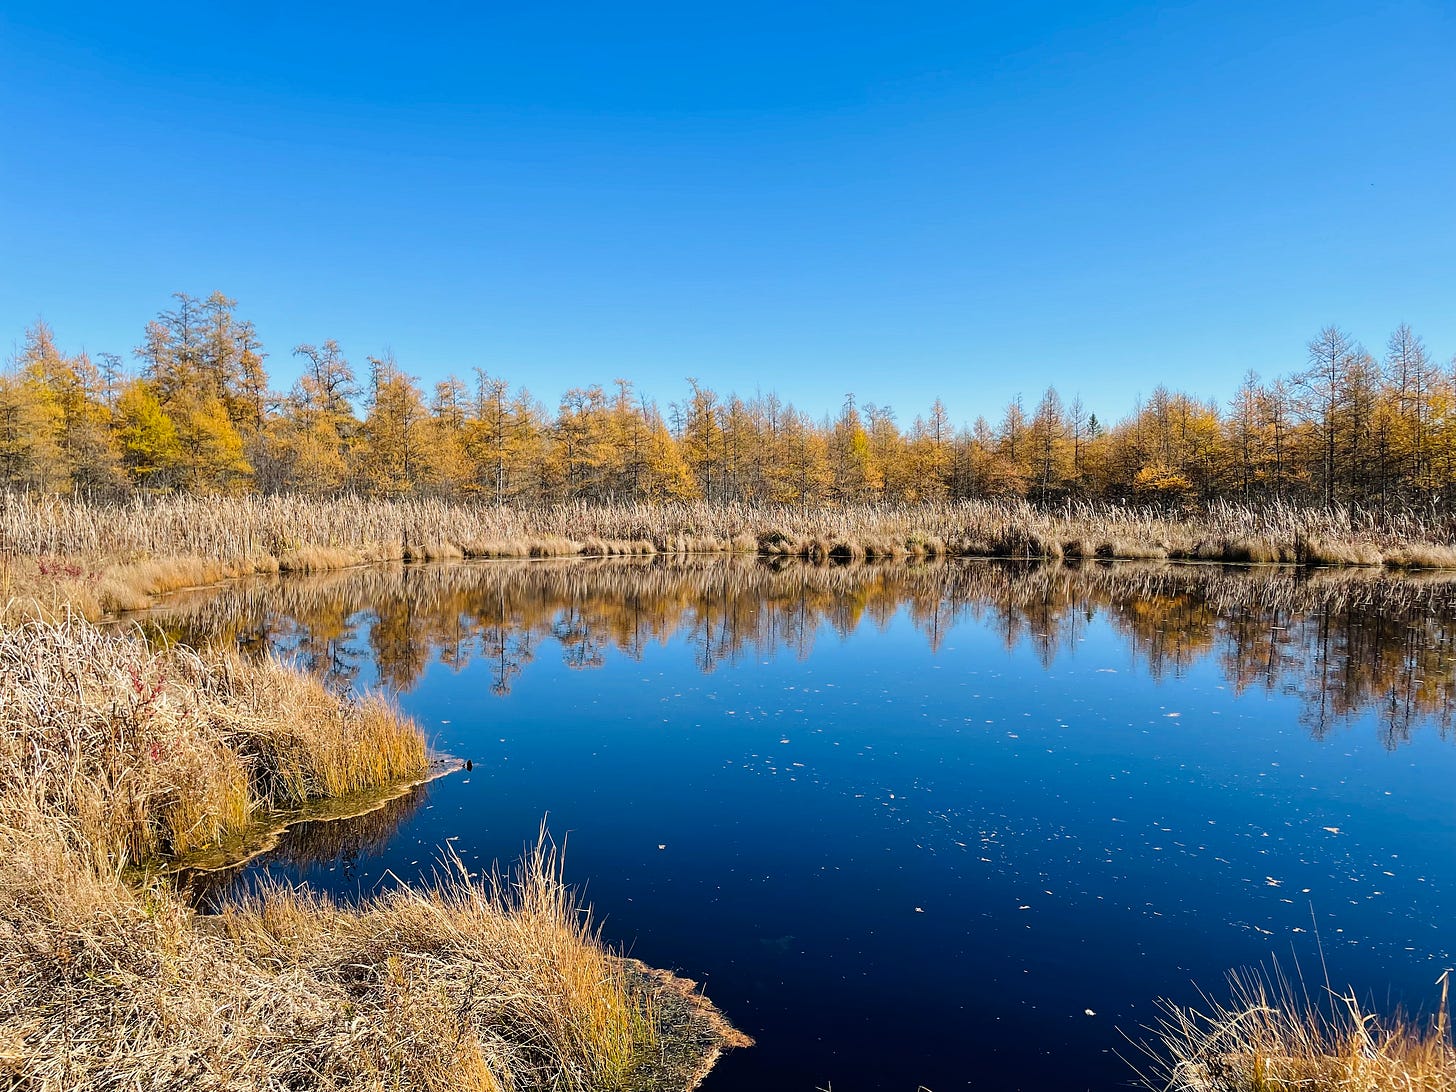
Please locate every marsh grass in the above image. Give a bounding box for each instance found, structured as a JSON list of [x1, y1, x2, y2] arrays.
[[0, 618, 428, 862], [1128, 967, 1456, 1091], [8, 494, 1456, 622], [0, 810, 670, 1090], [208, 837, 659, 1090]]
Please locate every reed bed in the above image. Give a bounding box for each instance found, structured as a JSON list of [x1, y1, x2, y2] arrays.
[[1129, 967, 1456, 1091], [7, 494, 1456, 623], [0, 618, 742, 1090]]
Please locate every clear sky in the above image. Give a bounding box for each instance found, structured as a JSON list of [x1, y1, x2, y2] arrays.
[[2, 1, 1452, 428]]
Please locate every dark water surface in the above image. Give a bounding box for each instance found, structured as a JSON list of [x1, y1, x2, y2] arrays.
[[151, 558, 1456, 1091]]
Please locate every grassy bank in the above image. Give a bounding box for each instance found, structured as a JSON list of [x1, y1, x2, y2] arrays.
[[1, 619, 428, 862], [6, 494, 1456, 622], [1131, 969, 1456, 1091], [0, 619, 745, 1090]]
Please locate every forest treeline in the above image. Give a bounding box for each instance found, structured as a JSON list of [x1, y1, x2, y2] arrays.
[[3, 291, 1453, 508]]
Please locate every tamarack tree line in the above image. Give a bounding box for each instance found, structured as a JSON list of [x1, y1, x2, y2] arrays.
[[2, 291, 1453, 509]]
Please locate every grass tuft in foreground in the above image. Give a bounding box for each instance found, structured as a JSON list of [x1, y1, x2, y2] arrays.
[[215, 836, 655, 1089], [1128, 967, 1456, 1091], [0, 812, 670, 1090]]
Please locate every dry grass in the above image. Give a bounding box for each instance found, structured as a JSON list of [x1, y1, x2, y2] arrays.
[[0, 812, 670, 1090], [1296, 536, 1385, 567], [0, 618, 428, 863], [7, 494, 1456, 626], [0, 619, 742, 1090], [1384, 543, 1456, 570], [8, 493, 1456, 624], [209, 838, 658, 1090], [1128, 967, 1456, 1091], [1, 553, 287, 622]]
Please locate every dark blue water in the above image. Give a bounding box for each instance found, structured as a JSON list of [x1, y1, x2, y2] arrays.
[[158, 559, 1456, 1091]]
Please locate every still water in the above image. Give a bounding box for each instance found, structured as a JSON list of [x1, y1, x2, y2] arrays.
[[152, 558, 1456, 1091]]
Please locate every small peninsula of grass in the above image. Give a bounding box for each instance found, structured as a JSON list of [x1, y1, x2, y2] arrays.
[[0, 617, 746, 1090]]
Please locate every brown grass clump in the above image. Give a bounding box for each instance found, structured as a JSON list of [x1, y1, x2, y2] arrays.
[[210, 838, 659, 1090], [1128, 968, 1456, 1092], [0, 811, 671, 1091], [0, 617, 429, 863], [1, 552, 288, 623], [1187, 537, 1291, 564], [458, 538, 534, 558], [580, 537, 658, 556], [1384, 543, 1456, 570], [528, 535, 585, 557], [405, 540, 466, 562], [1297, 535, 1385, 568], [279, 544, 376, 571]]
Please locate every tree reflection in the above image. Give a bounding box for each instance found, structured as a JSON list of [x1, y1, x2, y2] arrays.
[[145, 556, 1456, 747]]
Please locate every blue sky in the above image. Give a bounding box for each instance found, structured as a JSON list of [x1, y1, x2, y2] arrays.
[[2, 1, 1452, 428]]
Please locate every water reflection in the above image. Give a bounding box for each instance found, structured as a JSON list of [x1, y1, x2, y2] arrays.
[[182, 781, 432, 903], [143, 557, 1456, 748]]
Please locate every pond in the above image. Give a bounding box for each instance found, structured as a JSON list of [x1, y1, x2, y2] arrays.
[[149, 558, 1456, 1091]]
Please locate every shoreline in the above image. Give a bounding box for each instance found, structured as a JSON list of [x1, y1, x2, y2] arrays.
[[163, 755, 464, 877], [8, 495, 1456, 626]]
